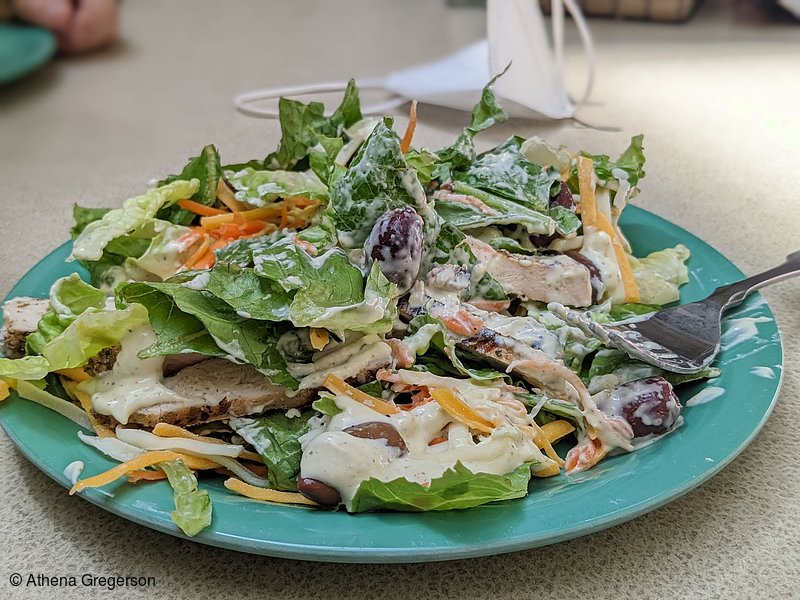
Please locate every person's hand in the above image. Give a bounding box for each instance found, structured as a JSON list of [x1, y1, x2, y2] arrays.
[[13, 0, 119, 54]]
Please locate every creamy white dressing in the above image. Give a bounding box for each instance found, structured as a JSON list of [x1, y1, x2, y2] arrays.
[[580, 226, 624, 304], [481, 313, 563, 359], [182, 271, 211, 291], [288, 334, 392, 390], [63, 460, 84, 485], [685, 386, 724, 407], [721, 317, 772, 349], [750, 366, 776, 379], [300, 372, 551, 509], [83, 325, 188, 424]]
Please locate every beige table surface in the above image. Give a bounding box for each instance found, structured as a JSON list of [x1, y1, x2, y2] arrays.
[[1, 1, 799, 598]]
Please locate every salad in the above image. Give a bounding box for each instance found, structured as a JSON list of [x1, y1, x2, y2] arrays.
[[0, 77, 718, 536]]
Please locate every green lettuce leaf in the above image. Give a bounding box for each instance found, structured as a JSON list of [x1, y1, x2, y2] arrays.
[[117, 281, 226, 359], [26, 274, 108, 355], [432, 68, 509, 182], [228, 167, 327, 207], [157, 144, 222, 226], [229, 411, 314, 491], [629, 244, 690, 305], [328, 118, 426, 247], [117, 279, 297, 389], [608, 302, 660, 321], [205, 262, 293, 322], [311, 396, 342, 416], [71, 205, 111, 238], [290, 262, 397, 336], [436, 182, 555, 235], [71, 179, 199, 262], [40, 304, 149, 370], [454, 137, 560, 213], [265, 79, 362, 170], [428, 222, 507, 302], [0, 356, 51, 381], [158, 460, 212, 537], [349, 462, 531, 512]]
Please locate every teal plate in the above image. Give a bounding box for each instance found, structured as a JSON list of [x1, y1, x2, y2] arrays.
[[0, 24, 56, 85], [0, 206, 783, 563]]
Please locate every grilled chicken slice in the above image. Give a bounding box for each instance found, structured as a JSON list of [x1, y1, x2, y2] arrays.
[[465, 237, 593, 307], [126, 358, 315, 428], [1, 297, 50, 358]]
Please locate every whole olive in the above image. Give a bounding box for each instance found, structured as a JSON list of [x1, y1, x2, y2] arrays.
[[297, 477, 342, 507], [343, 421, 408, 454], [595, 376, 682, 438], [364, 207, 424, 295]]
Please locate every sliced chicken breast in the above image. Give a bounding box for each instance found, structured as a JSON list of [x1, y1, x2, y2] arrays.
[[466, 237, 593, 307], [127, 358, 315, 428], [1, 297, 51, 358]]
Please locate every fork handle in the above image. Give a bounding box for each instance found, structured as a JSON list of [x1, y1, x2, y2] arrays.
[[711, 250, 800, 309]]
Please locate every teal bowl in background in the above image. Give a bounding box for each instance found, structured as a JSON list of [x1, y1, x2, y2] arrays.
[[0, 24, 56, 85]]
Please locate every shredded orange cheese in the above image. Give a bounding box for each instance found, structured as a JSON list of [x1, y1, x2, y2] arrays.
[[56, 367, 91, 383], [429, 388, 494, 435], [0, 380, 9, 402], [60, 378, 115, 438], [70, 451, 184, 494], [595, 212, 640, 303], [309, 328, 330, 351], [323, 374, 399, 415], [224, 478, 318, 506]]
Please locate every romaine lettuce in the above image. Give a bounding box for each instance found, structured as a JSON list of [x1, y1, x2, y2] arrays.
[[228, 167, 327, 207], [329, 118, 426, 247], [70, 179, 199, 262], [229, 410, 314, 491], [157, 145, 222, 226], [629, 244, 690, 305], [350, 462, 531, 512], [289, 262, 397, 336], [158, 459, 212, 537]]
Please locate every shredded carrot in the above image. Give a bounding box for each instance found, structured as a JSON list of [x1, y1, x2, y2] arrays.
[[70, 451, 184, 494], [309, 328, 330, 351], [428, 434, 448, 446], [178, 198, 228, 217], [429, 388, 494, 435], [289, 196, 315, 208], [293, 236, 317, 256], [127, 470, 169, 483], [56, 367, 91, 383], [439, 309, 484, 337], [183, 234, 210, 269], [400, 100, 418, 154], [279, 202, 289, 229], [60, 378, 115, 438], [577, 156, 597, 228], [400, 388, 432, 411], [323, 374, 400, 415], [0, 380, 9, 402], [224, 478, 318, 506], [595, 212, 641, 303], [565, 437, 607, 474]]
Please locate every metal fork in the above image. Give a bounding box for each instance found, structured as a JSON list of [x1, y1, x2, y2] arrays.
[[548, 251, 800, 374]]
